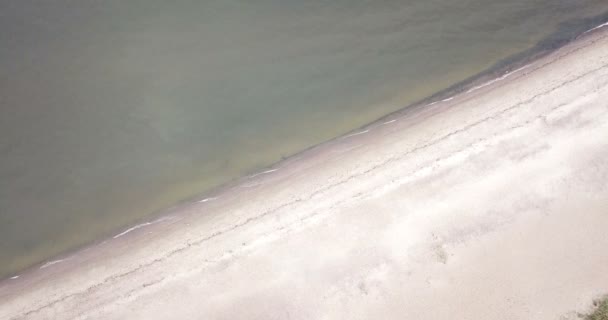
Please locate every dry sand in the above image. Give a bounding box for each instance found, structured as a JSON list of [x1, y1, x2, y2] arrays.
[[2, 28, 608, 320]]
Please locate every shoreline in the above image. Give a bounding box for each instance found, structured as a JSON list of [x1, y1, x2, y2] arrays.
[[2, 13, 608, 283], [2, 13, 608, 282], [2, 19, 608, 320]]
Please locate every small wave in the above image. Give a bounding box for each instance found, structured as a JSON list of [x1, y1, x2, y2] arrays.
[[40, 258, 69, 269], [382, 119, 397, 125], [466, 65, 530, 94], [241, 183, 262, 189], [342, 129, 370, 139], [199, 197, 218, 203], [330, 144, 362, 154], [10, 275, 19, 280], [510, 65, 531, 74], [112, 216, 174, 239], [113, 222, 153, 239], [466, 78, 504, 93], [584, 21, 608, 34], [249, 169, 279, 178], [154, 216, 175, 223]]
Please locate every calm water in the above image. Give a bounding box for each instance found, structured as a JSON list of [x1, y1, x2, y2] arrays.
[[1, 0, 607, 278]]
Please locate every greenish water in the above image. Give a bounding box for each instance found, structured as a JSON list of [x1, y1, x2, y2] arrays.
[[1, 1, 607, 279]]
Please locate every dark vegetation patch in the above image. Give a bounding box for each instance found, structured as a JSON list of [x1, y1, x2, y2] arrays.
[[585, 297, 608, 320]]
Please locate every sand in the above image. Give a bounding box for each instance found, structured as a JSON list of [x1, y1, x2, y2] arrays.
[[2, 27, 608, 320]]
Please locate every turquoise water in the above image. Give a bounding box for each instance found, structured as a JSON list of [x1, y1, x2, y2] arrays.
[[1, 0, 607, 278]]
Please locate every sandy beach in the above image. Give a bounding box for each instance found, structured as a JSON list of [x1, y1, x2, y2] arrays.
[[2, 26, 608, 320]]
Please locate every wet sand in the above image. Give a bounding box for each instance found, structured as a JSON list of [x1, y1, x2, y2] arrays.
[[2, 27, 608, 320]]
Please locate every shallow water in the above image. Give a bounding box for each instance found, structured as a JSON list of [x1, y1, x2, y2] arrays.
[[1, 0, 607, 278]]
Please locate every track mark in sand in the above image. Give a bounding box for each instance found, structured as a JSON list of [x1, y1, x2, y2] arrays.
[[342, 129, 370, 139]]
